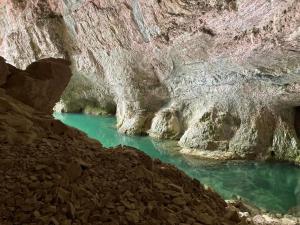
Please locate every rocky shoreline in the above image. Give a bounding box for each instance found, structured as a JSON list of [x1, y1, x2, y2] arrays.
[[226, 199, 300, 225]]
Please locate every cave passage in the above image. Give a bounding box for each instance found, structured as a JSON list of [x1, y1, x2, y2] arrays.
[[54, 112, 300, 214]]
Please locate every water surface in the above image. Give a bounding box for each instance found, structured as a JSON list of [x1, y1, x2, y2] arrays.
[[54, 113, 300, 214]]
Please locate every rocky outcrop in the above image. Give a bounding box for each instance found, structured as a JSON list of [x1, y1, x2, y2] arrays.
[[1, 57, 71, 113], [0, 58, 253, 225], [149, 108, 182, 139], [0, 0, 300, 163], [0, 57, 72, 143]]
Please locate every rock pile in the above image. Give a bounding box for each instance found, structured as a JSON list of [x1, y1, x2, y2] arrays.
[[0, 139, 249, 225]]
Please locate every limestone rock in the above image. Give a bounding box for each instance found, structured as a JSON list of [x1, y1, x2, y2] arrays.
[[252, 215, 299, 225], [295, 107, 300, 139], [57, 73, 116, 115], [179, 108, 241, 151], [148, 108, 181, 139], [0, 0, 300, 162]]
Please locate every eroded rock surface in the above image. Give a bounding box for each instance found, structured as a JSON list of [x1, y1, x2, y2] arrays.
[[0, 0, 300, 162], [0, 58, 252, 225]]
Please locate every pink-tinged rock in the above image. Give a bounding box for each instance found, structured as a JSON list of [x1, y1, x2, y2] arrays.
[[0, 0, 299, 163], [4, 58, 71, 114]]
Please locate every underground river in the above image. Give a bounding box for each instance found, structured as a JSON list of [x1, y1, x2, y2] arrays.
[[54, 113, 300, 215]]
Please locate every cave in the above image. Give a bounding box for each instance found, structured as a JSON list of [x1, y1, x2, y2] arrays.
[[0, 0, 299, 224]]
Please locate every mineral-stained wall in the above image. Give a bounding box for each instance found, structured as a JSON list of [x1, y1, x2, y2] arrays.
[[1, 0, 300, 163]]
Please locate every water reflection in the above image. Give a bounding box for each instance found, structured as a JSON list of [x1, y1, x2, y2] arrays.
[[54, 113, 300, 214]]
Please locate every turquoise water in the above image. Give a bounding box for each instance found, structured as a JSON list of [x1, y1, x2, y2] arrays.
[[54, 113, 300, 214]]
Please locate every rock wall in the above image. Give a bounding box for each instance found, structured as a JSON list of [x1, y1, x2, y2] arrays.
[[0, 0, 300, 163]]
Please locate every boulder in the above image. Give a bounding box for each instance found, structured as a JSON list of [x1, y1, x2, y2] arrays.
[[3, 58, 71, 113], [149, 108, 181, 140]]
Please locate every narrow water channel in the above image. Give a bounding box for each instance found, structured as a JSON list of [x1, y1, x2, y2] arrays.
[[54, 113, 300, 214]]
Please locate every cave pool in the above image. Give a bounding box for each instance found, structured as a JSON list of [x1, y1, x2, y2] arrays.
[[54, 112, 300, 215]]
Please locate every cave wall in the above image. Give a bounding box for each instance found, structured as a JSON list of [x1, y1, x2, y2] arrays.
[[0, 0, 300, 163], [295, 107, 300, 138]]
